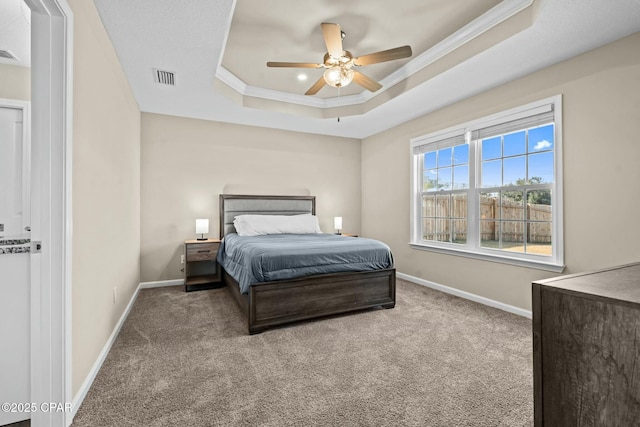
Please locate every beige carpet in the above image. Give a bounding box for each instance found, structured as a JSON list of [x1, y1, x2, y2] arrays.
[[72, 279, 533, 426]]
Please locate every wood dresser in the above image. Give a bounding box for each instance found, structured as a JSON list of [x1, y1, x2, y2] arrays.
[[532, 262, 640, 426]]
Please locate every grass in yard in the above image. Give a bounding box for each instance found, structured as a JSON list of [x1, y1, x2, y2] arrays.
[[425, 237, 552, 256], [481, 239, 552, 255]]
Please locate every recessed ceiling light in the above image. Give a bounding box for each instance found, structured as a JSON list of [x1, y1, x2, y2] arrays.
[[297, 73, 308, 81]]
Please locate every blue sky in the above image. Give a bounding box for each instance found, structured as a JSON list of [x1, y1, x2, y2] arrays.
[[481, 124, 554, 187], [424, 124, 554, 190], [424, 144, 469, 190]]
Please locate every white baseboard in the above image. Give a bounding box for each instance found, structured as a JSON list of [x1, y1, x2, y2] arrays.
[[70, 284, 140, 422], [69, 278, 183, 423], [396, 272, 532, 319], [140, 279, 184, 289]]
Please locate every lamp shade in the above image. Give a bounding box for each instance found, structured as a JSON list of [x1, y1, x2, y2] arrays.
[[195, 219, 209, 235], [334, 217, 343, 230]]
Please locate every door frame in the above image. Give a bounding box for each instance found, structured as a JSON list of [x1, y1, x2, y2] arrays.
[[25, 0, 73, 425]]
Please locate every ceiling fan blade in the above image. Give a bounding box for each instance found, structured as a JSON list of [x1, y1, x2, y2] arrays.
[[305, 76, 326, 95], [321, 23, 343, 59], [353, 45, 412, 66], [267, 62, 323, 68], [352, 70, 383, 92]]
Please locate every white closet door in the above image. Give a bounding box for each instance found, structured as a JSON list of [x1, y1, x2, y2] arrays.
[[0, 106, 30, 425]]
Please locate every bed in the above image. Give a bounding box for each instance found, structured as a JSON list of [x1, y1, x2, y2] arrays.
[[218, 194, 396, 334]]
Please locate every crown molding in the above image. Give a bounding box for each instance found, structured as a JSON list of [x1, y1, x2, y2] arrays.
[[214, 0, 533, 111], [215, 66, 367, 108], [381, 0, 533, 90]]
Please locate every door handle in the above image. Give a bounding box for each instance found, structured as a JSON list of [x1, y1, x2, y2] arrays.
[[25, 226, 31, 232]]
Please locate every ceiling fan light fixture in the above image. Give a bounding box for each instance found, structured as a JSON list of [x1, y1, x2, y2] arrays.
[[323, 65, 354, 88], [266, 23, 412, 96]]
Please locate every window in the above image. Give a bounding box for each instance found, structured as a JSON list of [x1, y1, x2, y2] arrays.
[[410, 96, 563, 271]]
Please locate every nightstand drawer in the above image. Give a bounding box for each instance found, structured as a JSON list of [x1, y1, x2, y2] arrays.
[[186, 242, 218, 261]]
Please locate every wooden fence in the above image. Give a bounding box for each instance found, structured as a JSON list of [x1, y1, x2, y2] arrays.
[[422, 194, 551, 243]]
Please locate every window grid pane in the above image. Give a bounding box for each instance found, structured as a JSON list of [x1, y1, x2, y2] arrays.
[[501, 221, 525, 252], [422, 218, 435, 241], [453, 165, 469, 189], [438, 147, 452, 167], [480, 221, 499, 249], [436, 194, 450, 218], [477, 190, 553, 256], [435, 219, 450, 242], [480, 125, 555, 188], [481, 159, 502, 188], [503, 131, 526, 157], [420, 142, 469, 245], [480, 192, 500, 220], [528, 124, 554, 153], [502, 192, 524, 221], [420, 192, 467, 245], [452, 219, 467, 244], [413, 100, 559, 266], [422, 143, 469, 193], [422, 195, 436, 217], [475, 123, 555, 256], [438, 167, 452, 190]]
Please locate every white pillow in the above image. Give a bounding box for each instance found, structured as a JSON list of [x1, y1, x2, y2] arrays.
[[233, 214, 322, 236]]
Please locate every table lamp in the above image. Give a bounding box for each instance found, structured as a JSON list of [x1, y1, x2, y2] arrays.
[[334, 217, 342, 235], [196, 219, 209, 240]]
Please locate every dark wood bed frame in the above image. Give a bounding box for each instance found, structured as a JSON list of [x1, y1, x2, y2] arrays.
[[219, 194, 396, 334]]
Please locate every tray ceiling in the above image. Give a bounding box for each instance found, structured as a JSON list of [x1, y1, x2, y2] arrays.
[[88, 0, 640, 138]]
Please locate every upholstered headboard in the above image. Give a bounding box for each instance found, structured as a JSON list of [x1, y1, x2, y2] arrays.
[[219, 195, 316, 238]]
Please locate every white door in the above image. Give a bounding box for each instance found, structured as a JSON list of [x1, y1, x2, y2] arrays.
[[0, 105, 31, 425]]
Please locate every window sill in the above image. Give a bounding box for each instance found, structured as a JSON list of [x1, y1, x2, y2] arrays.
[[409, 242, 565, 273]]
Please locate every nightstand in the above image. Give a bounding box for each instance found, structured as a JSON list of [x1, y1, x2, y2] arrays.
[[342, 233, 358, 237], [184, 239, 223, 292]]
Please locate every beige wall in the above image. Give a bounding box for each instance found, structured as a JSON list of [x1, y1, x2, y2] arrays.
[[63, 4, 638, 399], [362, 32, 640, 311], [69, 0, 141, 395], [0, 63, 30, 101], [140, 113, 360, 282]]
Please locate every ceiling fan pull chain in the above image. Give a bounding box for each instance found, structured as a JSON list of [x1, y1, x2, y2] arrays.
[[337, 86, 341, 122]]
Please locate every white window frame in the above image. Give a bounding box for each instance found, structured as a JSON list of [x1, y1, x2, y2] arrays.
[[410, 95, 564, 272]]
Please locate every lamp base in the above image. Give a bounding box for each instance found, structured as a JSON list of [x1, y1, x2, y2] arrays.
[[197, 234, 207, 241]]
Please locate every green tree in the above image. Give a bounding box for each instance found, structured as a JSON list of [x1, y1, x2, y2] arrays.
[[528, 189, 551, 205], [423, 177, 437, 191], [502, 177, 550, 205]]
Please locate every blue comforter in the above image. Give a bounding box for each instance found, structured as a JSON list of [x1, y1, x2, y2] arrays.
[[217, 233, 394, 294]]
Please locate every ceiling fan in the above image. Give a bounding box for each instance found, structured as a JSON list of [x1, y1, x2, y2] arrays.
[[266, 23, 412, 96]]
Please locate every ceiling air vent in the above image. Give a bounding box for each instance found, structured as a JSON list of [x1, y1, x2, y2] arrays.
[[153, 68, 176, 86], [0, 50, 18, 61]]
